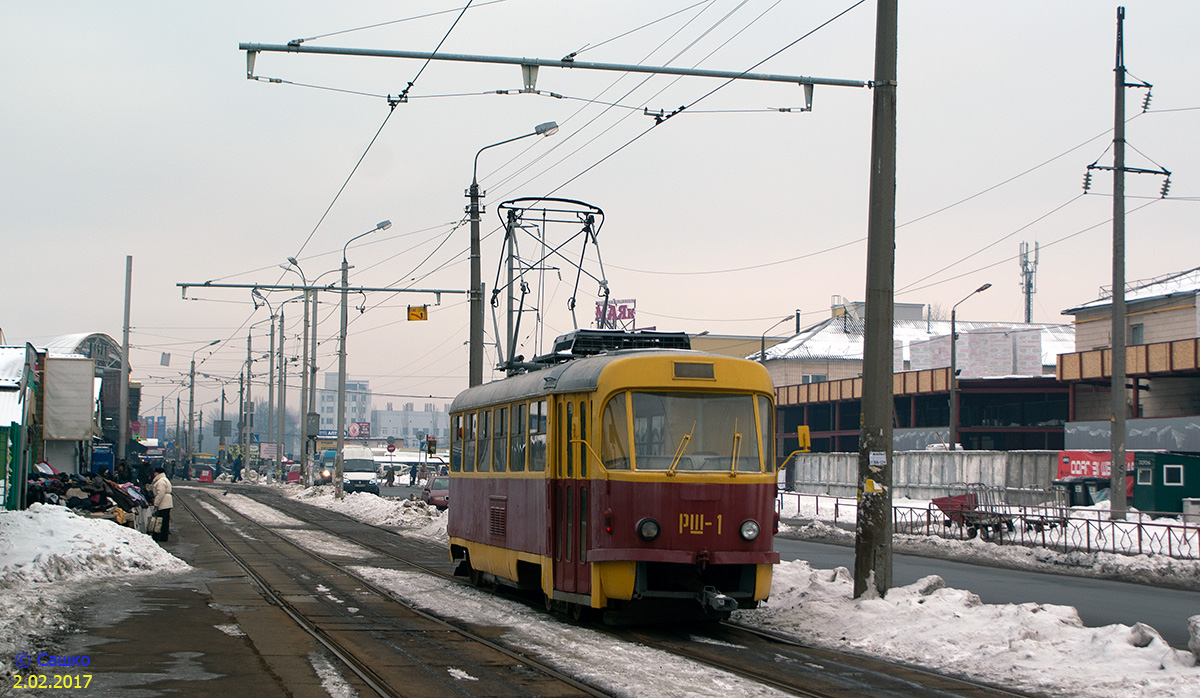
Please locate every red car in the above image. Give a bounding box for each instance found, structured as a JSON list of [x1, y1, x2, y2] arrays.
[[422, 476, 449, 509]]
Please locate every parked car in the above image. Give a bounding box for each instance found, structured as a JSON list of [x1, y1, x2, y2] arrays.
[[285, 464, 302, 483], [422, 476, 449, 509]]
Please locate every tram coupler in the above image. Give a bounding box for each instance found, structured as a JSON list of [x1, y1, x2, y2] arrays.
[[697, 586, 738, 613]]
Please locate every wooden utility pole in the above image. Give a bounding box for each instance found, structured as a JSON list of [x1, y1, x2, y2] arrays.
[[854, 0, 897, 599]]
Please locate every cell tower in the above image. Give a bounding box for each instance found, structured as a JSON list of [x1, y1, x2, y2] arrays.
[[1019, 241, 1039, 323]]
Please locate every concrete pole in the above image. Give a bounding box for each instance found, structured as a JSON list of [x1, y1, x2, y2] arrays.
[[300, 290, 310, 480], [277, 308, 286, 475], [336, 258, 349, 499], [187, 358, 196, 465], [853, 0, 897, 600], [118, 255, 132, 462], [219, 387, 226, 464], [949, 308, 959, 450], [266, 313, 275, 470], [1110, 6, 1128, 520], [245, 329, 253, 469], [468, 180, 483, 387]]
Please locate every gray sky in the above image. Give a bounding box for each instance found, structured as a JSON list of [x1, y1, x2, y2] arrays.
[[3, 1, 1197, 422]]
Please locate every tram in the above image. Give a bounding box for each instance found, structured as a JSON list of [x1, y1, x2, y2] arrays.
[[447, 330, 779, 622]]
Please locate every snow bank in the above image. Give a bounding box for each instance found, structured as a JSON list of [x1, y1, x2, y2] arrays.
[[0, 503, 189, 656], [737, 560, 1199, 697], [289, 486, 447, 542]]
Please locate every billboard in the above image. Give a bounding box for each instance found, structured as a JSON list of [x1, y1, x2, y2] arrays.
[[595, 298, 636, 330]]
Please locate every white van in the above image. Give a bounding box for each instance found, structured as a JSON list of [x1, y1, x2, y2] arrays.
[[341, 446, 380, 494]]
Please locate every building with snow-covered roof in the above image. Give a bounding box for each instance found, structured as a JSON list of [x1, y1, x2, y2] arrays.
[[769, 299, 1075, 455], [1058, 266, 1200, 451]]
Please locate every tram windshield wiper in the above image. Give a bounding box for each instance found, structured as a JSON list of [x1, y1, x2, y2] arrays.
[[667, 421, 696, 476], [729, 420, 742, 478]]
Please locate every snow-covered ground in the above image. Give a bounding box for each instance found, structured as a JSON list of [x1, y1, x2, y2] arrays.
[[0, 504, 189, 659], [3, 485, 1199, 697]]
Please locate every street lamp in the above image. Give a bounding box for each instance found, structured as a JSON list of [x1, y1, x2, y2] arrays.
[[759, 315, 794, 365], [468, 121, 560, 387], [187, 339, 220, 466], [337, 219, 392, 499], [948, 283, 992, 450]]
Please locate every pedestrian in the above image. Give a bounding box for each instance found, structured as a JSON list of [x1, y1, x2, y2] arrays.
[[115, 459, 130, 483], [385, 467, 395, 487], [233, 455, 243, 482], [150, 466, 173, 542], [408, 463, 418, 487]]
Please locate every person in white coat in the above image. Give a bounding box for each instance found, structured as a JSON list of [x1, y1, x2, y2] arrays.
[[150, 466, 173, 542]]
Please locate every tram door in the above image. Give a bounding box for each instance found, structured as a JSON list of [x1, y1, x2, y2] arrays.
[[552, 395, 591, 597]]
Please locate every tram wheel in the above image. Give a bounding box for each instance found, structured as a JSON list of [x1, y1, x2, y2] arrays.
[[543, 593, 555, 613], [569, 603, 585, 622], [469, 567, 483, 587]]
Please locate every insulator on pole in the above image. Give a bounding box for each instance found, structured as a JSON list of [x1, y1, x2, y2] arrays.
[[1082, 170, 1093, 192], [1141, 90, 1152, 112], [1160, 177, 1171, 198]]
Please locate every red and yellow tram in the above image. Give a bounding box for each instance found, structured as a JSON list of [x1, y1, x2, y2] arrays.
[[447, 331, 779, 622]]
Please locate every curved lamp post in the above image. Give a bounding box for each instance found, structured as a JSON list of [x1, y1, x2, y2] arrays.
[[948, 283, 992, 450], [336, 220, 392, 499], [468, 121, 559, 387], [759, 315, 794, 365]]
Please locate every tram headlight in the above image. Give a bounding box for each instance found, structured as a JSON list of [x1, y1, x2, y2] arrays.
[[739, 519, 761, 541], [636, 517, 661, 542]]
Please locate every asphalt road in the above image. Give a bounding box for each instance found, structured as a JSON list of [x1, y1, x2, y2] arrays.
[[775, 537, 1200, 650]]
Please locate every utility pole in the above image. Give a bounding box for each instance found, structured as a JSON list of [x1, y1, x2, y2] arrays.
[[118, 255, 132, 461], [854, 0, 897, 600], [1019, 241, 1039, 323], [175, 396, 181, 464], [219, 386, 227, 464], [245, 327, 253, 471], [1079, 8, 1167, 521], [277, 308, 286, 475], [238, 371, 244, 464], [1109, 6, 1129, 521]]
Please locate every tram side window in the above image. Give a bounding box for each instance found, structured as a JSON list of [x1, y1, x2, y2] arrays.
[[566, 401, 573, 478], [478, 410, 491, 472], [758, 394, 775, 471], [450, 415, 462, 472], [529, 400, 547, 472], [579, 400, 587, 478], [510, 403, 527, 472], [600, 393, 630, 470], [493, 406, 508, 472], [463, 412, 476, 473]]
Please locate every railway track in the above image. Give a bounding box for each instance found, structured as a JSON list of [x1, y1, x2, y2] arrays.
[[178, 488, 608, 697], [186, 484, 1046, 698]]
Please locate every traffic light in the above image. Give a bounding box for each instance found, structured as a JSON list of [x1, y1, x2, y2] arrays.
[[426, 436, 437, 455]]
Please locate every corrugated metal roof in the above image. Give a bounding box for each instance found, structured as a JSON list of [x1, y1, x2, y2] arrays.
[[1064, 266, 1200, 313]]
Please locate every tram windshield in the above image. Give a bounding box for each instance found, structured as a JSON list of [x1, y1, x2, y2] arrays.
[[601, 391, 767, 472]]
